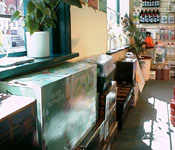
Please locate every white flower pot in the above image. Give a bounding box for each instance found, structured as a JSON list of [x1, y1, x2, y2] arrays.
[[26, 31, 50, 58]]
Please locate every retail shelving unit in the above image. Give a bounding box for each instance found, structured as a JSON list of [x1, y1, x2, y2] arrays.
[[131, 0, 175, 79]]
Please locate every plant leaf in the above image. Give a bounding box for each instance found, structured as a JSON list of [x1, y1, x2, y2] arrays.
[[50, 9, 57, 21], [45, 8, 51, 18], [31, 0, 45, 14], [27, 1, 35, 14], [35, 8, 43, 22], [26, 15, 39, 35], [61, 0, 82, 8], [11, 10, 21, 22]]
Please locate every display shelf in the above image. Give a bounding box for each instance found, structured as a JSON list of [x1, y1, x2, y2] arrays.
[[153, 39, 175, 41]]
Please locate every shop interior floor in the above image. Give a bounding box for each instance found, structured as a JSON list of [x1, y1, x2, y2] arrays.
[[112, 80, 175, 150]]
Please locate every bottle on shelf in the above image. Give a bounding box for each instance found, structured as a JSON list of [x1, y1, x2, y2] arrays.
[[133, 0, 136, 7], [136, 9, 140, 23], [153, 9, 157, 23], [142, 0, 145, 7], [171, 43, 175, 57], [160, 27, 165, 40], [156, 27, 160, 40], [166, 42, 171, 57], [145, 0, 147, 7], [156, 9, 160, 23], [133, 9, 136, 24], [140, 9, 144, 23], [149, 9, 153, 23], [145, 9, 149, 23], [147, 0, 150, 7], [171, 28, 175, 40], [157, 0, 160, 7], [168, 27, 172, 40], [164, 27, 169, 40], [136, 0, 140, 7], [152, 0, 155, 7], [149, 0, 152, 7]]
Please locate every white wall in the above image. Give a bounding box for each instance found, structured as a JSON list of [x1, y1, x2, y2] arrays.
[[120, 0, 130, 18], [71, 6, 107, 58]]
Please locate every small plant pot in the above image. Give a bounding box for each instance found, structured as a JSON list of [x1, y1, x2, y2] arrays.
[[139, 56, 152, 81], [26, 31, 50, 58]]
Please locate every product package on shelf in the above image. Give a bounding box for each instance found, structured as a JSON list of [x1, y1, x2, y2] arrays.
[[0, 62, 97, 150], [104, 104, 117, 142], [98, 122, 118, 150], [97, 69, 114, 93], [0, 94, 37, 150], [116, 58, 137, 85], [74, 121, 105, 150], [131, 82, 139, 107], [116, 84, 134, 129], [80, 54, 116, 78], [98, 81, 117, 121]]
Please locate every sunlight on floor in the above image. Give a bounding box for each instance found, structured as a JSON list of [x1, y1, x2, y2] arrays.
[[142, 97, 175, 150]]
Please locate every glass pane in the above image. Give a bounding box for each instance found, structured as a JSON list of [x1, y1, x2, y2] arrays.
[[0, 0, 25, 55]]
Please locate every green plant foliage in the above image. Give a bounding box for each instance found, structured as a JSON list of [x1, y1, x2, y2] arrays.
[[126, 17, 146, 58], [11, 0, 83, 35]]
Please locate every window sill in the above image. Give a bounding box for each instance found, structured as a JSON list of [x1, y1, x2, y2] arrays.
[[0, 53, 79, 80], [106, 46, 129, 55]]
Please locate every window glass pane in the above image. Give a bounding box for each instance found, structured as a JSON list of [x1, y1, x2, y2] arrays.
[[0, 0, 25, 54]]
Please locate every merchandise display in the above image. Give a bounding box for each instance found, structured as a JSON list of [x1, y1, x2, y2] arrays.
[[0, 94, 37, 150], [0, 62, 97, 150], [98, 81, 117, 121], [116, 58, 137, 85], [170, 87, 175, 127], [75, 121, 105, 150], [80, 54, 116, 77], [104, 104, 116, 141], [116, 84, 134, 129]]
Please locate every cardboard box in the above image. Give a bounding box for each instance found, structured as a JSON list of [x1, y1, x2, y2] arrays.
[[75, 121, 105, 150], [97, 70, 114, 93], [131, 83, 139, 107], [104, 104, 116, 141], [99, 81, 117, 121], [0, 94, 38, 150], [0, 62, 97, 150], [80, 54, 116, 77], [104, 122, 118, 150]]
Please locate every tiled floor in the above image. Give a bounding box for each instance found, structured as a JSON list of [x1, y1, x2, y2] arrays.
[[112, 80, 175, 150]]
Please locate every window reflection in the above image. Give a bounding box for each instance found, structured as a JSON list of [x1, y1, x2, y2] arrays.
[[0, 0, 25, 54]]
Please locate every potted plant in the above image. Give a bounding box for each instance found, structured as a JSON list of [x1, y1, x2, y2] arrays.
[[11, 0, 83, 58], [121, 15, 152, 81]]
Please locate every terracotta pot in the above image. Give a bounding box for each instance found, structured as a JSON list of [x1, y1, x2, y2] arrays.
[[139, 56, 152, 81]]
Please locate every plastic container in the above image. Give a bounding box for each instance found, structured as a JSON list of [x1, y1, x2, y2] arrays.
[[155, 65, 163, 80], [170, 99, 175, 116], [150, 70, 156, 80], [170, 98, 175, 127], [162, 65, 170, 80]]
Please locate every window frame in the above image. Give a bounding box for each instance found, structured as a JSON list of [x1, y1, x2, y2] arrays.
[[0, 1, 78, 79]]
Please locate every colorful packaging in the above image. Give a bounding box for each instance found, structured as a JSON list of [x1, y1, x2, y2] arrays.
[[0, 62, 97, 150]]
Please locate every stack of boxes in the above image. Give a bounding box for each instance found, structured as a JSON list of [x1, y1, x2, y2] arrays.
[[0, 62, 97, 150], [115, 58, 137, 129], [0, 94, 37, 150], [76, 54, 118, 150]]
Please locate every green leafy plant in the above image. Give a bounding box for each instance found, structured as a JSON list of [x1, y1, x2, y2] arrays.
[[124, 16, 146, 58], [11, 0, 83, 35]]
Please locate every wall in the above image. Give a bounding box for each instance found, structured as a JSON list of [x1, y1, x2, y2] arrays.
[[71, 6, 107, 59], [110, 49, 128, 63]]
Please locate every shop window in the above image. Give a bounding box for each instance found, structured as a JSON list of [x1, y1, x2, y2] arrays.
[[0, 0, 25, 55]]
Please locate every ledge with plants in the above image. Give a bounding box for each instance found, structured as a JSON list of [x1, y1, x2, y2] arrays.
[[11, 0, 83, 58]]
